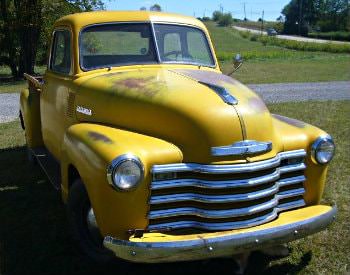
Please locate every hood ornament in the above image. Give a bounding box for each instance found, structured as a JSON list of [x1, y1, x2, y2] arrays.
[[211, 140, 272, 157]]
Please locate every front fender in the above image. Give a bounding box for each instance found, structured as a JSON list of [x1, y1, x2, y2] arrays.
[[60, 123, 182, 240]]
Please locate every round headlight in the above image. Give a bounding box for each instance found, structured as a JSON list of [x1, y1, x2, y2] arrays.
[[107, 154, 144, 191], [311, 136, 335, 164]]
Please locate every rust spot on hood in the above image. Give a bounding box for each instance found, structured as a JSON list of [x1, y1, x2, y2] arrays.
[[88, 131, 114, 144], [273, 114, 307, 128], [112, 76, 164, 97]]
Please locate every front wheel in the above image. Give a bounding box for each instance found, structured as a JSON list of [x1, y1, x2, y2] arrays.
[[67, 179, 115, 263]]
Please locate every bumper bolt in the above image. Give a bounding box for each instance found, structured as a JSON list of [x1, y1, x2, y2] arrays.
[[131, 251, 136, 256], [255, 239, 259, 243], [208, 246, 213, 252], [294, 230, 298, 235]]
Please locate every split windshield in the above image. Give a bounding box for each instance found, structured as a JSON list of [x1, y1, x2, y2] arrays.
[[80, 23, 215, 70]]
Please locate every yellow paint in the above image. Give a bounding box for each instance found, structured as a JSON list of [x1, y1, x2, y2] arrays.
[[20, 11, 334, 242]]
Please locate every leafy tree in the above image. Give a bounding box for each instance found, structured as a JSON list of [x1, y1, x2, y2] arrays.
[[150, 4, 161, 11], [0, 0, 104, 78], [212, 10, 222, 21], [282, 0, 349, 35], [140, 6, 147, 10], [218, 12, 233, 27]]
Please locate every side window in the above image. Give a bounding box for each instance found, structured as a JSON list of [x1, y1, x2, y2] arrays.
[[50, 30, 71, 74]]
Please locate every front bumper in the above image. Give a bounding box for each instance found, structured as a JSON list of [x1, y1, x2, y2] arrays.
[[103, 205, 336, 263]]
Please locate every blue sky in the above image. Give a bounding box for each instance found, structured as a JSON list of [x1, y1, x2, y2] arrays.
[[106, 0, 290, 21]]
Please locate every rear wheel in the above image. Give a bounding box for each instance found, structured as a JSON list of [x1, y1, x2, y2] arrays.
[[67, 179, 115, 263]]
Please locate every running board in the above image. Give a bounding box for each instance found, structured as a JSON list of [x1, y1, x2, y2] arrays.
[[31, 147, 61, 190]]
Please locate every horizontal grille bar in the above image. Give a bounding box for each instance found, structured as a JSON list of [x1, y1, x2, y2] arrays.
[[148, 209, 279, 231], [151, 165, 305, 191], [149, 188, 305, 220], [152, 149, 306, 175], [150, 175, 305, 205]]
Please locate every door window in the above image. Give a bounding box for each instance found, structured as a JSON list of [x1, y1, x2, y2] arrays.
[[50, 30, 72, 74]]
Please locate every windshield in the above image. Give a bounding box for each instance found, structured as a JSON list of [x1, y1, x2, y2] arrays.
[[80, 23, 215, 70]]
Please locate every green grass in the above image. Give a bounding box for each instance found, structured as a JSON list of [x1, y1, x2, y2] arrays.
[[0, 101, 349, 274], [222, 57, 350, 84]]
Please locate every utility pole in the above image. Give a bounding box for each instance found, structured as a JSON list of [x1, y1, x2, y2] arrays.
[[298, 0, 303, 35], [243, 3, 246, 20], [220, 4, 223, 13], [261, 10, 264, 35]]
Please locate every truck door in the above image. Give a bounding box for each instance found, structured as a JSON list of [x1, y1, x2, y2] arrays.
[[41, 28, 73, 160]]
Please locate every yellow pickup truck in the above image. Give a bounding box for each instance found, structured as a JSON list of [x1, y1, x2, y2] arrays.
[[20, 11, 336, 264]]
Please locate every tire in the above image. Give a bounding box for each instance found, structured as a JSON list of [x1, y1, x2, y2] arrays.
[[67, 179, 115, 263]]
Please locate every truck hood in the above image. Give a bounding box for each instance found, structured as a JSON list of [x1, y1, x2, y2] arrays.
[[75, 68, 280, 163]]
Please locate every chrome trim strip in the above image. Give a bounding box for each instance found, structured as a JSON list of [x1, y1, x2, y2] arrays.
[[149, 198, 278, 219], [151, 169, 305, 191], [149, 208, 278, 231], [148, 198, 305, 231], [150, 183, 279, 205], [211, 140, 272, 157], [151, 149, 306, 174], [104, 205, 337, 263], [277, 199, 306, 212]]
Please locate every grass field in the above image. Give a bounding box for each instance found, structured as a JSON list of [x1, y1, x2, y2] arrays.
[[0, 101, 348, 274]]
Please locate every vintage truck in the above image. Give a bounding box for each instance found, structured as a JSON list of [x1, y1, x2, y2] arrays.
[[20, 11, 336, 264]]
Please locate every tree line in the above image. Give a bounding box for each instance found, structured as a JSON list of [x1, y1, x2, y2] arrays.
[[0, 0, 104, 78]]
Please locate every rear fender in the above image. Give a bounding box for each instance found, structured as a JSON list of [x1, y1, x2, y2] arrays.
[[20, 88, 43, 148]]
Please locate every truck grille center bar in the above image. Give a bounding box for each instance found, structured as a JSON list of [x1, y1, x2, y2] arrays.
[[148, 150, 307, 232]]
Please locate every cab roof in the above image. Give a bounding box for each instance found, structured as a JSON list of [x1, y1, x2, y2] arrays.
[[55, 11, 206, 30]]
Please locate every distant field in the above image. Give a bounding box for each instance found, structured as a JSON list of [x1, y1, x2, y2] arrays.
[[233, 20, 278, 31], [205, 22, 350, 84]]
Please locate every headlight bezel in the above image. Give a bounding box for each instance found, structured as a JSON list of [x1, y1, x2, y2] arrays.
[[107, 154, 144, 191], [311, 135, 335, 165]]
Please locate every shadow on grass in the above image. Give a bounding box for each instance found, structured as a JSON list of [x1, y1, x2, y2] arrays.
[[0, 146, 312, 275]]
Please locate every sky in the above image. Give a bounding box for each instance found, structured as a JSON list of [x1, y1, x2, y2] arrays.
[[106, 0, 291, 22]]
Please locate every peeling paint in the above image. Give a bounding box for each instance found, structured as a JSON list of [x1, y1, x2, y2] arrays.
[[273, 114, 307, 128], [88, 131, 114, 144], [112, 76, 164, 97]]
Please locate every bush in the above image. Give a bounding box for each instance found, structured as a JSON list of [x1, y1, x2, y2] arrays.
[[218, 12, 234, 27], [212, 11, 222, 22], [250, 34, 259, 41], [308, 32, 350, 42]]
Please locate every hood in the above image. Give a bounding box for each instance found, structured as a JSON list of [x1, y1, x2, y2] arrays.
[[75, 68, 281, 163]]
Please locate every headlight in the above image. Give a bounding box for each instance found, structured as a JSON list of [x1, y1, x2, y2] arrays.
[[107, 154, 144, 191], [311, 136, 335, 164]]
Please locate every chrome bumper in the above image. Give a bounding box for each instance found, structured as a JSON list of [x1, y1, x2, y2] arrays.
[[103, 205, 336, 263]]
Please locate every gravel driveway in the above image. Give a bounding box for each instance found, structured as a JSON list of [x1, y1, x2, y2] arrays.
[[0, 81, 349, 123], [248, 81, 350, 103], [233, 26, 350, 45], [0, 93, 20, 123]]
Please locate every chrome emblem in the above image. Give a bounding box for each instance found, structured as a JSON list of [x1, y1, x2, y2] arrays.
[[211, 140, 272, 157], [76, 106, 92, 116]]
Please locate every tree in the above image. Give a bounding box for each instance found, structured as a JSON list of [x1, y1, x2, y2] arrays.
[[218, 12, 233, 27], [140, 6, 146, 11], [0, 0, 104, 78], [281, 0, 349, 35], [150, 4, 161, 12], [212, 10, 222, 21]]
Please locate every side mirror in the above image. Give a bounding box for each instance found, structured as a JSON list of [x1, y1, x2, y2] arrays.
[[228, 54, 243, 75]]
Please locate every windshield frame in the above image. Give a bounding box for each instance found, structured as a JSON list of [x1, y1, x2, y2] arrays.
[[153, 22, 216, 68], [78, 22, 217, 72]]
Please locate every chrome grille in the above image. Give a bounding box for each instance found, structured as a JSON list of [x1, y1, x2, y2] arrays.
[[148, 149, 306, 232]]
